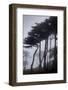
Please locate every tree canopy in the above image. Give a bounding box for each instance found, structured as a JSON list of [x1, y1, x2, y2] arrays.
[[24, 16, 57, 47]]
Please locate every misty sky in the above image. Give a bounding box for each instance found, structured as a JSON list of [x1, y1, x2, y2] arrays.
[[23, 15, 50, 39], [23, 15, 55, 69]]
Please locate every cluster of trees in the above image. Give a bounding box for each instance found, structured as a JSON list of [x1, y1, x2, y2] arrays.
[[24, 16, 57, 73]]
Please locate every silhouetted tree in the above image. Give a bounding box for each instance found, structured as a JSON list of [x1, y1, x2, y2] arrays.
[[24, 16, 57, 73], [24, 35, 39, 72]]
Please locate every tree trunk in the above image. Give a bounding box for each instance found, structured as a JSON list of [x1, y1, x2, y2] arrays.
[[43, 38, 48, 71], [39, 42, 42, 70], [48, 36, 51, 70], [53, 33, 57, 72], [31, 45, 38, 72], [44, 40, 46, 69]]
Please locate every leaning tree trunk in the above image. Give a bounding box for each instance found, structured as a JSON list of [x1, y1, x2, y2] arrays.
[[39, 42, 42, 71], [31, 45, 38, 72]]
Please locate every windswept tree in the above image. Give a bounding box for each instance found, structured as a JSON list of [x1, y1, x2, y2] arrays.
[[24, 33, 40, 71], [24, 16, 57, 73]]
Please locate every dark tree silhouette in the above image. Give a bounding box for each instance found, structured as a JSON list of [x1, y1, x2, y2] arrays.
[[24, 35, 39, 72], [23, 16, 57, 74]]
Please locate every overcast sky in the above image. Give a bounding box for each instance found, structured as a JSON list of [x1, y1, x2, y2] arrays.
[[23, 15, 50, 39]]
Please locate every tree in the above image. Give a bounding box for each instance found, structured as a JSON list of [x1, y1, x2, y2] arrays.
[[24, 16, 57, 73], [24, 32, 40, 72]]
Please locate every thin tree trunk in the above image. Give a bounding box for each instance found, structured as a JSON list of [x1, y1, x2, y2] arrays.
[[43, 38, 48, 70], [31, 45, 38, 72], [54, 34, 56, 62], [39, 42, 42, 70], [53, 33, 57, 72], [44, 40, 46, 69], [41, 51, 45, 64], [48, 36, 51, 70]]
